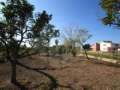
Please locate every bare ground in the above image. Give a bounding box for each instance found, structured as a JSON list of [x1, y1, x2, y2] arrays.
[[0, 55, 120, 90]]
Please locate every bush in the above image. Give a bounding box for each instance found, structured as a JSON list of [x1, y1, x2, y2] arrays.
[[71, 49, 77, 57]]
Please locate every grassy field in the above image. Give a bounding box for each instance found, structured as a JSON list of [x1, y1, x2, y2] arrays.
[[0, 54, 120, 90], [84, 51, 120, 61]]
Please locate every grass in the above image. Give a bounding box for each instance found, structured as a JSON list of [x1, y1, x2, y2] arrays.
[[85, 51, 120, 60]]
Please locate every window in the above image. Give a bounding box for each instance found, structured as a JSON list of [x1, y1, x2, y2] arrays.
[[103, 44, 106, 46]]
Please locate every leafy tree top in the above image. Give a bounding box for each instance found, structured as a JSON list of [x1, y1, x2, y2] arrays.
[[0, 0, 52, 57], [100, 0, 120, 27]]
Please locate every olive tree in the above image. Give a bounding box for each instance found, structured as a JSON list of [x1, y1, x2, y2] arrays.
[[33, 24, 59, 55], [63, 30, 76, 56], [63, 26, 92, 58], [74, 29, 92, 59]]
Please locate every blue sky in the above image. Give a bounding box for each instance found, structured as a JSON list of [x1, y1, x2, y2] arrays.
[[1, 0, 120, 44]]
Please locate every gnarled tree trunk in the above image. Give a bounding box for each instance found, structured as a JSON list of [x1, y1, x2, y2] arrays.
[[10, 60, 16, 84], [9, 57, 27, 90], [84, 49, 89, 60]]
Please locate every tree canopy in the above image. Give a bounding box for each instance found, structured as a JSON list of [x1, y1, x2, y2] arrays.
[[100, 0, 120, 27], [0, 0, 54, 57], [0, 0, 59, 89], [63, 26, 92, 57]]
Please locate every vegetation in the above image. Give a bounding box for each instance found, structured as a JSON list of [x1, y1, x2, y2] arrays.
[[83, 44, 91, 50], [33, 24, 60, 56], [63, 26, 92, 58], [0, 0, 59, 89], [100, 0, 120, 27], [0, 0, 119, 89], [86, 51, 120, 61]]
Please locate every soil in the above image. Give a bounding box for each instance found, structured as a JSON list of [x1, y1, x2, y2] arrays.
[[0, 55, 120, 90]]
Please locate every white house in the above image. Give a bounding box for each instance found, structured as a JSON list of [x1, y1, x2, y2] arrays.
[[91, 41, 120, 52], [100, 41, 120, 52], [100, 41, 112, 52], [118, 48, 120, 52]]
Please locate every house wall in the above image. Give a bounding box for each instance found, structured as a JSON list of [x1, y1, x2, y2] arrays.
[[100, 41, 120, 52], [100, 42, 112, 52], [91, 43, 100, 51], [118, 48, 120, 52], [91, 41, 120, 52]]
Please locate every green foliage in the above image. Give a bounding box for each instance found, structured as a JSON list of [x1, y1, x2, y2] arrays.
[[83, 44, 91, 50], [55, 39, 59, 46], [71, 48, 77, 57], [0, 0, 59, 89], [50, 45, 66, 56], [100, 0, 120, 27], [32, 11, 52, 37], [33, 24, 60, 53], [87, 51, 120, 60], [0, 0, 53, 58], [58, 45, 65, 55]]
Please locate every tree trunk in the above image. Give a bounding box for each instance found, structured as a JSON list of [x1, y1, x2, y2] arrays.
[[84, 49, 89, 60], [10, 58, 27, 90], [10, 60, 17, 84], [47, 40, 50, 57], [81, 44, 89, 60]]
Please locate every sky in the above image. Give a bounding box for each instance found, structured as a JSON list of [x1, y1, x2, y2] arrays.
[[28, 0, 120, 45], [1, 0, 120, 45]]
